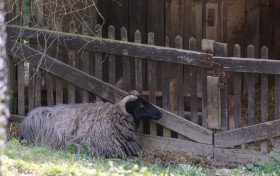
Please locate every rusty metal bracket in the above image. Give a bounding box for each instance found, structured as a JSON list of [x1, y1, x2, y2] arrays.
[[200, 54, 223, 77]]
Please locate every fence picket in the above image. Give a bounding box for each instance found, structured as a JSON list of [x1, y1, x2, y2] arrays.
[[81, 22, 90, 103], [214, 42, 228, 132], [148, 32, 157, 136], [234, 44, 241, 129], [68, 21, 76, 104], [121, 27, 131, 92], [134, 29, 143, 134], [55, 18, 63, 105], [275, 74, 280, 150], [189, 37, 198, 124], [201, 39, 214, 128], [261, 46, 268, 153], [95, 24, 102, 101], [108, 25, 116, 86], [247, 45, 255, 150], [162, 36, 171, 138], [175, 36, 184, 139]]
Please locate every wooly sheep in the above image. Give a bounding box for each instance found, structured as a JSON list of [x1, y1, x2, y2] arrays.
[[19, 91, 162, 158]]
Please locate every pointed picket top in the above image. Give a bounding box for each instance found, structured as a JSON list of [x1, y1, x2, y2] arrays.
[[121, 27, 128, 41], [175, 35, 182, 49], [234, 44, 241, 57], [189, 37, 196, 51], [55, 17, 63, 32], [95, 24, 102, 37], [108, 25, 115, 39], [69, 21, 76, 34], [82, 21, 90, 35], [165, 36, 169, 47], [148, 32, 154, 45], [261, 46, 268, 59], [134, 30, 141, 43]]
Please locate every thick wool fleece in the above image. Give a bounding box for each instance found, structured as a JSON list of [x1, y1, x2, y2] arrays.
[[19, 102, 142, 157]]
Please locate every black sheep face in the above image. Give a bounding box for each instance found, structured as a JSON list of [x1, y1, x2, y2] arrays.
[[125, 95, 162, 129]]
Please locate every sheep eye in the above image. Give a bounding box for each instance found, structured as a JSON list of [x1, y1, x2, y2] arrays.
[[139, 105, 144, 108]]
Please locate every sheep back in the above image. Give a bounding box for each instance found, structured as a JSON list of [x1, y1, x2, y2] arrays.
[[19, 102, 142, 158]]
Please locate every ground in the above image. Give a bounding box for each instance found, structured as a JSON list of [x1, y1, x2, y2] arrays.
[[4, 122, 280, 175]]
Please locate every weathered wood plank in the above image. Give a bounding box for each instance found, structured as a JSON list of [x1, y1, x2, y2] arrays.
[[207, 76, 221, 129], [28, 66, 35, 111], [261, 46, 268, 153], [215, 119, 280, 148], [121, 27, 130, 92], [274, 74, 280, 150], [233, 44, 241, 129], [55, 18, 63, 105], [95, 24, 102, 101], [214, 42, 228, 132], [108, 25, 116, 86], [142, 135, 213, 158], [80, 22, 90, 103], [68, 21, 76, 104], [17, 61, 25, 115], [134, 30, 142, 93], [7, 39, 213, 144], [148, 32, 157, 136], [46, 73, 54, 106], [247, 45, 255, 126], [214, 147, 268, 165], [8, 25, 280, 74], [162, 37, 171, 138], [201, 39, 215, 128], [175, 36, 184, 118], [189, 38, 198, 124]]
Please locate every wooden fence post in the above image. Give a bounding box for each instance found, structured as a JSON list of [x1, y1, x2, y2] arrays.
[[95, 24, 102, 101], [247, 45, 255, 150], [162, 36, 171, 138], [81, 22, 90, 103], [68, 21, 76, 104], [201, 39, 214, 129], [121, 27, 131, 92], [233, 44, 241, 129], [55, 17, 63, 105], [148, 32, 157, 136], [261, 46, 268, 153], [214, 42, 228, 132], [189, 37, 198, 124], [108, 25, 116, 86]]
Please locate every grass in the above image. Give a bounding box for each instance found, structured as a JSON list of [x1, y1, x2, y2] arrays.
[[3, 139, 280, 176], [3, 139, 215, 176]]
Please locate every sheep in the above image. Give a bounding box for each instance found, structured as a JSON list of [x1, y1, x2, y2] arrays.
[[19, 91, 162, 158]]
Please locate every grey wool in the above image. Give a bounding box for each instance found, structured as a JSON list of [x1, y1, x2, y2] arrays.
[[19, 93, 162, 158]]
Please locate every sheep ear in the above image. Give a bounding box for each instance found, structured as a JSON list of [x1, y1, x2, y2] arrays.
[[120, 95, 138, 116]]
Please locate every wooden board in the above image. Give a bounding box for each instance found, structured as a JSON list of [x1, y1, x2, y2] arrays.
[[214, 147, 269, 165], [8, 25, 280, 74], [207, 76, 221, 129], [7, 39, 213, 144], [142, 135, 213, 158], [215, 119, 280, 148]]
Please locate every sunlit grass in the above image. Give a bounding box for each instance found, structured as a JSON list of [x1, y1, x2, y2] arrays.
[[3, 139, 215, 176]]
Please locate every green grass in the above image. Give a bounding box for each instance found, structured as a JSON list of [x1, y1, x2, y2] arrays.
[[3, 139, 280, 176], [3, 139, 215, 176]]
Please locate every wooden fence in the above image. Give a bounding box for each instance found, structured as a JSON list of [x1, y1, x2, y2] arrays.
[[5, 0, 280, 165]]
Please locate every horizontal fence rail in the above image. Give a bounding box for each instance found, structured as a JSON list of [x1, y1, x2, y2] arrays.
[[7, 25, 280, 74]]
